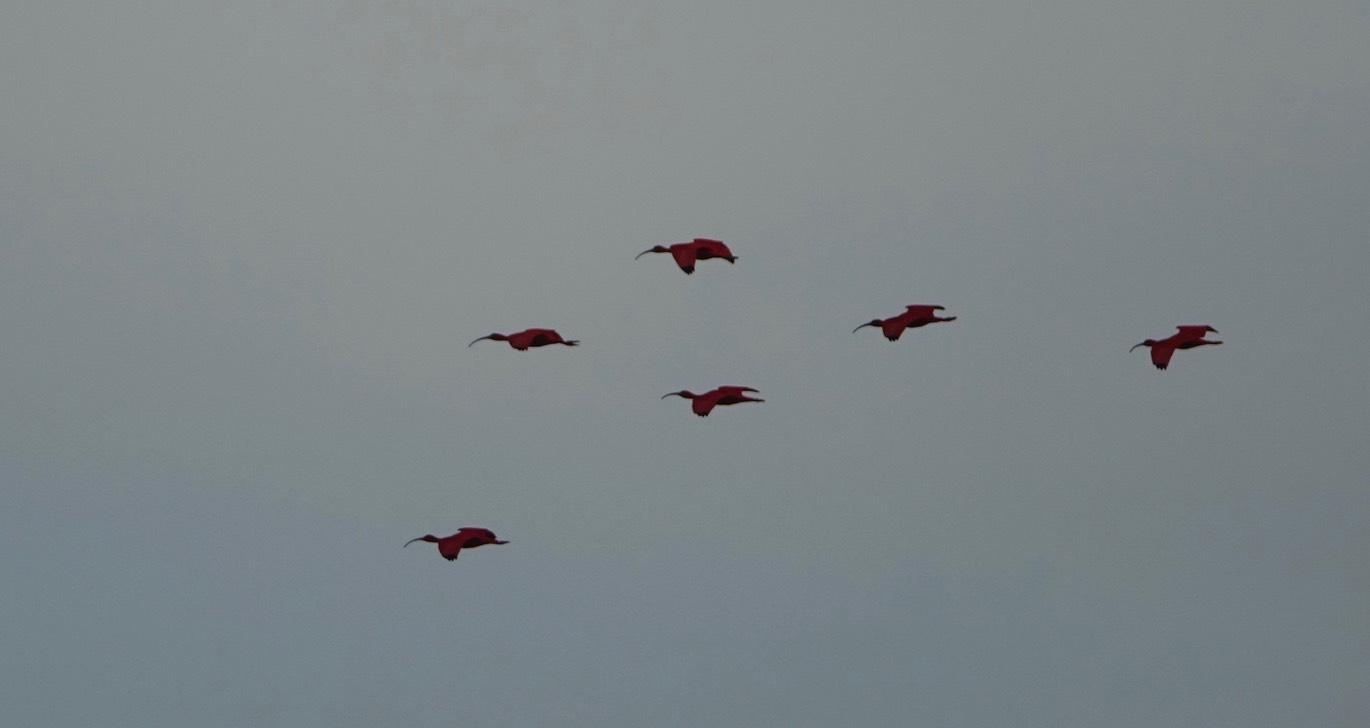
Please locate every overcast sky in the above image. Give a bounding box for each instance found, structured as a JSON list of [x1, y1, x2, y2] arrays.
[[3, 2, 1368, 725]]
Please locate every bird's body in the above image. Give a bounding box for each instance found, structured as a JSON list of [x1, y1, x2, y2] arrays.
[[662, 385, 764, 417], [469, 328, 579, 351], [405, 528, 509, 561], [1131, 325, 1222, 370], [853, 305, 958, 341], [635, 238, 738, 274]]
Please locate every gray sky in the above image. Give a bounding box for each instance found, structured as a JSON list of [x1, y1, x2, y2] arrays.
[[3, 1, 1368, 725]]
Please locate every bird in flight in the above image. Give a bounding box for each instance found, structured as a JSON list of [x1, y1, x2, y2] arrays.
[[404, 528, 509, 561], [635, 238, 738, 275], [661, 385, 764, 417], [853, 305, 958, 341], [469, 328, 579, 351], [1130, 325, 1222, 370]]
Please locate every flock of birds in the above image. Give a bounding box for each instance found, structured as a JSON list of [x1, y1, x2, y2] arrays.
[[406, 237, 1224, 562]]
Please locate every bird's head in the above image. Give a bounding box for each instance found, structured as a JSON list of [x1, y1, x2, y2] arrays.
[[468, 333, 506, 347], [1130, 339, 1158, 352], [635, 245, 670, 260], [404, 534, 439, 548], [852, 320, 883, 334]]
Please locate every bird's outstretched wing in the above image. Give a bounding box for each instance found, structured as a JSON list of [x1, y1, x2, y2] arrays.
[[1174, 325, 1216, 341], [1150, 341, 1178, 370], [903, 305, 944, 318], [671, 244, 699, 273]]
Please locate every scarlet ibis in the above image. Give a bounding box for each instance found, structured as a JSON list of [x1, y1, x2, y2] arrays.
[[404, 528, 509, 561], [635, 238, 738, 274], [1130, 325, 1222, 370], [853, 305, 958, 341], [469, 328, 579, 350], [661, 385, 764, 417]]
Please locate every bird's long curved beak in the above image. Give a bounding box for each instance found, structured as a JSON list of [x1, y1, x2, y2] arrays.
[[634, 249, 654, 260], [468, 335, 493, 347], [661, 392, 682, 399], [403, 538, 423, 548], [1129, 342, 1145, 352], [852, 323, 873, 334]]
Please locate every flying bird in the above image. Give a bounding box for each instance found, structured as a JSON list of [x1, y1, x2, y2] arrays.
[[404, 528, 509, 561], [635, 238, 738, 274], [469, 328, 579, 350], [1130, 325, 1222, 370], [853, 305, 958, 341], [661, 385, 764, 417]]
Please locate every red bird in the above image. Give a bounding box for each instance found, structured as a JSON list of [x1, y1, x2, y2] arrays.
[[853, 305, 958, 341], [1130, 325, 1222, 370], [404, 528, 509, 561], [635, 238, 738, 274], [661, 385, 764, 417], [469, 328, 579, 351]]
